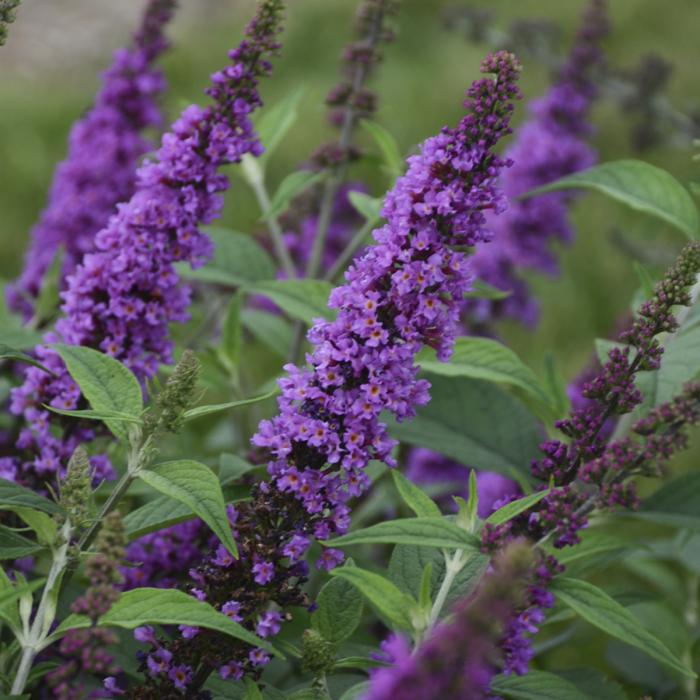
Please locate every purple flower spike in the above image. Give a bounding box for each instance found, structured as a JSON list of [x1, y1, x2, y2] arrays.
[[467, 0, 609, 328], [7, 0, 176, 320], [8, 0, 283, 489]]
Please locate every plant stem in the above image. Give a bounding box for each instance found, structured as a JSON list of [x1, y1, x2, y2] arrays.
[[427, 549, 470, 629], [324, 218, 376, 283], [77, 471, 134, 552], [243, 156, 297, 278], [304, 3, 387, 281], [11, 519, 71, 695]]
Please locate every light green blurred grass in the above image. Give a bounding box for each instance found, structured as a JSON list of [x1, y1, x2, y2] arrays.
[[0, 0, 698, 386]]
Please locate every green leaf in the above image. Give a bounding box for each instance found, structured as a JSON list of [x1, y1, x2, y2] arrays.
[[0, 295, 42, 349], [388, 545, 488, 608], [326, 517, 479, 550], [551, 576, 695, 678], [139, 460, 238, 558], [391, 471, 441, 518], [241, 309, 293, 357], [0, 526, 43, 559], [54, 588, 273, 653], [490, 670, 593, 700], [417, 338, 556, 419], [219, 293, 244, 373], [256, 87, 306, 164], [246, 279, 334, 324], [312, 563, 364, 643], [361, 120, 403, 179], [183, 387, 278, 420], [388, 376, 540, 481], [43, 405, 142, 424], [219, 453, 259, 485], [51, 343, 143, 442], [348, 191, 383, 222], [264, 171, 325, 221], [594, 338, 625, 366], [643, 325, 700, 408], [0, 345, 55, 375], [554, 531, 636, 565], [635, 472, 700, 529], [330, 567, 415, 631], [555, 669, 626, 700], [522, 160, 699, 240], [486, 490, 549, 526], [339, 682, 372, 700], [179, 227, 276, 287], [418, 562, 433, 609], [123, 496, 195, 541], [0, 478, 61, 514], [6, 506, 57, 546], [633, 262, 656, 298], [0, 327, 43, 350], [543, 353, 570, 419], [243, 679, 264, 700]]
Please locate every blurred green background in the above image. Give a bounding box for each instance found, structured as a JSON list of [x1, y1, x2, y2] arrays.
[[0, 0, 698, 381]]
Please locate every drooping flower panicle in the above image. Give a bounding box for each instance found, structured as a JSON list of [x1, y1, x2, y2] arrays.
[[7, 0, 175, 320], [7, 0, 283, 489]]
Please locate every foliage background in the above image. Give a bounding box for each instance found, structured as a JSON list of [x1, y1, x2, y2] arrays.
[[1, 1, 700, 694], [1, 0, 698, 377]]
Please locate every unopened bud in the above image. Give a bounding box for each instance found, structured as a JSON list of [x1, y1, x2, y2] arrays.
[[58, 447, 93, 531], [145, 350, 201, 434], [301, 628, 337, 674]]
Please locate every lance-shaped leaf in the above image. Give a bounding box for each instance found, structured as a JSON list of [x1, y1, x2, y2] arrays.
[[52, 588, 274, 653], [522, 160, 699, 240], [51, 343, 143, 442], [417, 337, 557, 419], [551, 577, 695, 678], [183, 387, 278, 421], [139, 460, 238, 558], [330, 566, 415, 631], [313, 564, 364, 643], [0, 478, 61, 514], [391, 471, 441, 518], [325, 517, 479, 550], [486, 490, 549, 526], [490, 670, 594, 700], [0, 527, 44, 560], [246, 279, 335, 325], [0, 344, 55, 375], [388, 376, 540, 481], [178, 227, 276, 288], [264, 171, 325, 221]]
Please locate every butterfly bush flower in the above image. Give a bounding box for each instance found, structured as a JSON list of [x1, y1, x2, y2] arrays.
[[467, 0, 608, 328], [362, 543, 532, 700], [7, 0, 175, 320], [8, 0, 283, 489], [481, 241, 700, 674], [122, 51, 522, 698], [255, 52, 521, 547], [400, 1, 607, 508]]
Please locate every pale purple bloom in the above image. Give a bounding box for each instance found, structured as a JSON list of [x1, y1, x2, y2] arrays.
[[466, 0, 608, 328], [8, 0, 279, 490], [7, 0, 174, 319]]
